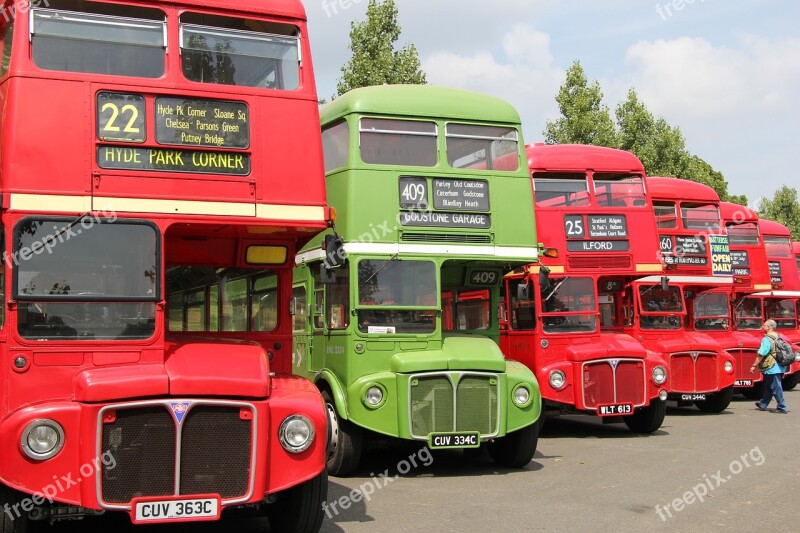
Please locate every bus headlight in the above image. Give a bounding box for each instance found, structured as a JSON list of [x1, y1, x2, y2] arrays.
[[279, 415, 315, 454], [513, 386, 531, 406], [365, 386, 384, 406], [652, 366, 667, 385], [724, 361, 734, 374], [549, 370, 566, 390], [21, 420, 64, 460]]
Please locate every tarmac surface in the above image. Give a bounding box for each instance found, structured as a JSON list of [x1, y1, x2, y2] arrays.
[[47, 391, 799, 532]]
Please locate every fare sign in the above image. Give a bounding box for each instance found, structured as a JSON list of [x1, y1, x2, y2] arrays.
[[155, 97, 250, 149]]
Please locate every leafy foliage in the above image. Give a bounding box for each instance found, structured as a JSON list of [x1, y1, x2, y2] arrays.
[[335, 0, 426, 98], [758, 186, 800, 239], [544, 61, 617, 147], [545, 62, 752, 205]]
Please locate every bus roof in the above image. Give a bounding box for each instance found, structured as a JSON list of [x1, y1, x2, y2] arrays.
[[758, 218, 792, 237], [720, 202, 758, 224], [646, 177, 720, 203], [146, 0, 306, 18], [526, 143, 644, 173], [321, 85, 522, 125]]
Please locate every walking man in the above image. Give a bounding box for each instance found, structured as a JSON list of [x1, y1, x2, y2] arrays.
[[750, 319, 789, 413]]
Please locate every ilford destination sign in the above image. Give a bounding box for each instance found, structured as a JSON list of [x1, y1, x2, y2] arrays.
[[155, 97, 250, 149]]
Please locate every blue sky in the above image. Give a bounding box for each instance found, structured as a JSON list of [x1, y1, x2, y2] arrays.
[[307, 0, 800, 206]]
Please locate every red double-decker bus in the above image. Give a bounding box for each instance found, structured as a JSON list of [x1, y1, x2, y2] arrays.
[[715, 202, 776, 397], [794, 242, 800, 278], [501, 144, 669, 433], [737, 219, 800, 390], [1, 1, 329, 531], [643, 177, 736, 411]]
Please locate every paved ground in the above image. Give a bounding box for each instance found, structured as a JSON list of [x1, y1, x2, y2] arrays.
[[49, 391, 799, 532]]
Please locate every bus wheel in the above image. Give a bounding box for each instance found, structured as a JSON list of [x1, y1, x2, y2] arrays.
[[694, 386, 733, 413], [782, 373, 800, 391], [322, 391, 362, 477], [0, 485, 30, 533], [741, 382, 765, 399], [623, 399, 666, 433], [266, 470, 327, 533], [487, 418, 541, 468]]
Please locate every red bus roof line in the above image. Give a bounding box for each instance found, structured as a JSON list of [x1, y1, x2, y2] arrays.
[[646, 177, 721, 203]]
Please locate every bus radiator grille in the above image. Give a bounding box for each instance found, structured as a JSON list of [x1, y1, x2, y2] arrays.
[[728, 349, 762, 383], [100, 403, 253, 505], [582, 360, 646, 409], [456, 377, 498, 435], [180, 406, 252, 498], [409, 374, 499, 438], [669, 352, 719, 393], [568, 256, 631, 270]]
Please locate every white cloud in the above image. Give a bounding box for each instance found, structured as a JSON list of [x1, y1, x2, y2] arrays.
[[423, 26, 564, 143], [625, 35, 800, 118]]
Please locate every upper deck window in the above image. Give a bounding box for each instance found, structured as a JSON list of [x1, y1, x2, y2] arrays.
[[445, 124, 519, 171], [180, 13, 300, 90], [593, 173, 646, 208], [322, 121, 350, 172], [764, 236, 792, 258], [533, 172, 589, 208], [31, 2, 166, 78], [681, 203, 720, 231], [727, 223, 760, 246], [359, 118, 437, 166], [653, 202, 678, 229]]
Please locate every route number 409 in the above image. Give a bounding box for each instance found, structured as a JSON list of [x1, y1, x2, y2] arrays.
[[401, 182, 426, 203]]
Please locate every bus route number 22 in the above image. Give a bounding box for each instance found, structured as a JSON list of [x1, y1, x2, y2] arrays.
[[97, 92, 146, 143]]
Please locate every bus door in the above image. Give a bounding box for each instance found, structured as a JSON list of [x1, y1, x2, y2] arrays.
[[598, 278, 625, 331], [291, 283, 312, 373]]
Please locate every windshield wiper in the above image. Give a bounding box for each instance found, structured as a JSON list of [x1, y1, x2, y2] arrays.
[[544, 277, 569, 301], [362, 253, 399, 286]]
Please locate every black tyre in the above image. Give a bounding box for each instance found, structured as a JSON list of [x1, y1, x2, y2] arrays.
[[266, 470, 328, 533], [487, 418, 541, 468], [623, 399, 666, 433], [782, 372, 800, 391], [321, 391, 362, 477], [695, 386, 734, 413], [0, 485, 30, 533], [741, 382, 765, 399]]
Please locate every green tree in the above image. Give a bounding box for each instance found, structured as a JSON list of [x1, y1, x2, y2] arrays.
[[335, 0, 426, 97], [615, 89, 747, 204], [543, 60, 617, 147], [758, 186, 800, 239], [615, 89, 687, 177]]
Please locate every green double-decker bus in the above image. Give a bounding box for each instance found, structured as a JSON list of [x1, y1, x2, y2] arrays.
[[293, 85, 542, 475]]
